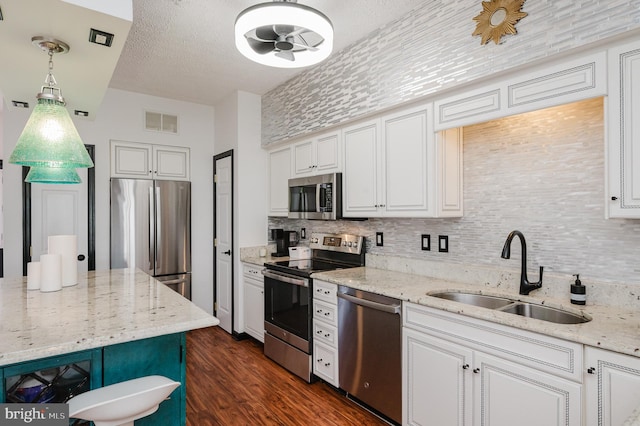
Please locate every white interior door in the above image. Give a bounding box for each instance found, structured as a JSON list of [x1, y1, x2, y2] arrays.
[[215, 155, 233, 334], [31, 167, 88, 272]]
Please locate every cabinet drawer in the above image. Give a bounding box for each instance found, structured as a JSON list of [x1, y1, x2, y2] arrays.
[[313, 320, 337, 347], [243, 264, 263, 283], [313, 300, 337, 327], [313, 341, 339, 387], [313, 280, 337, 304], [404, 303, 583, 382]]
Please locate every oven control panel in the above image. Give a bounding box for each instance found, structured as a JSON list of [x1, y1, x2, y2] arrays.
[[309, 233, 364, 255]]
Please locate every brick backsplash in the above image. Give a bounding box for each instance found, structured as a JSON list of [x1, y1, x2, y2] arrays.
[[262, 0, 640, 146], [269, 98, 640, 285]]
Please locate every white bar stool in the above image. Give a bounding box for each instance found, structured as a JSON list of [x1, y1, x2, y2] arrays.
[[67, 375, 180, 426]]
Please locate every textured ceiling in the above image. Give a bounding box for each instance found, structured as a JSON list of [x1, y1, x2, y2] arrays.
[[109, 0, 427, 106]]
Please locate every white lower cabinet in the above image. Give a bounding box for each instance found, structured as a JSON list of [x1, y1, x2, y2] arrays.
[[403, 303, 582, 426], [242, 263, 264, 342], [312, 280, 339, 387], [585, 346, 640, 426]]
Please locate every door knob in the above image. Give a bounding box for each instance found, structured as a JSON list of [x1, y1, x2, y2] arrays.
[[223, 250, 231, 255], [77, 254, 86, 261]]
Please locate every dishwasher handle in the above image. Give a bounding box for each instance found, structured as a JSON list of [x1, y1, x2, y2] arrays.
[[338, 291, 401, 315]]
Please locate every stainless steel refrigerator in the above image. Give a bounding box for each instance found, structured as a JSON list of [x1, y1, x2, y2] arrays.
[[110, 178, 192, 299]]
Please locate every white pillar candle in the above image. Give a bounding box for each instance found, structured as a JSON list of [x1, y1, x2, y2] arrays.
[[48, 235, 78, 287], [27, 261, 41, 291], [40, 254, 62, 292]]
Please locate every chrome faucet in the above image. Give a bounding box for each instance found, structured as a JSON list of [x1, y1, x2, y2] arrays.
[[501, 230, 543, 295]]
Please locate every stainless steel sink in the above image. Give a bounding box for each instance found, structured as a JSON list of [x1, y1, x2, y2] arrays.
[[429, 291, 591, 324], [430, 292, 514, 309], [497, 302, 591, 324]]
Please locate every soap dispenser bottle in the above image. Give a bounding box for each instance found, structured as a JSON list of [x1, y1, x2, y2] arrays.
[[570, 274, 586, 305]]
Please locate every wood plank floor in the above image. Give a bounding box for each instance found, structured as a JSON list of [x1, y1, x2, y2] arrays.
[[185, 326, 389, 426]]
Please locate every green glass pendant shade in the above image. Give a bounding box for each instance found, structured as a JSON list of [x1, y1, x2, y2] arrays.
[[24, 167, 82, 184], [9, 98, 94, 168], [25, 166, 82, 184]]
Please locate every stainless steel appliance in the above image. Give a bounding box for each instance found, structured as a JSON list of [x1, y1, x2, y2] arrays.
[[338, 286, 402, 424], [263, 232, 365, 382], [110, 178, 191, 299], [288, 173, 342, 220]]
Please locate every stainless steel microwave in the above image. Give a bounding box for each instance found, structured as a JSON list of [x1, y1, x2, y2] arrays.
[[288, 173, 342, 220]]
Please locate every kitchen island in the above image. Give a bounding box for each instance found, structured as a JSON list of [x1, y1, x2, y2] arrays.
[[0, 268, 219, 425]]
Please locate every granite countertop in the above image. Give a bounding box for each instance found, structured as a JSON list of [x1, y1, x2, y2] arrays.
[[0, 268, 219, 367], [311, 267, 640, 359]]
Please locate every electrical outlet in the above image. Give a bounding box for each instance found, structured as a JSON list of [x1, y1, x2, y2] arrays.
[[376, 232, 384, 247], [439, 235, 449, 253], [421, 234, 431, 251], [301, 228, 306, 239]]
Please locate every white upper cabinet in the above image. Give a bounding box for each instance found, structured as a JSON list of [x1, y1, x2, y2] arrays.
[[343, 103, 462, 218], [434, 51, 606, 131], [110, 140, 190, 180], [267, 145, 291, 216], [292, 130, 341, 177], [343, 118, 381, 216], [607, 39, 640, 218]]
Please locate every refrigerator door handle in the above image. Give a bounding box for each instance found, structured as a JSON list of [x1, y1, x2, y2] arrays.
[[155, 185, 162, 273], [149, 186, 155, 272]]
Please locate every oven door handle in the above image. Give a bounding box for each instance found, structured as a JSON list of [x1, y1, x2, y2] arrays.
[[337, 292, 401, 314], [262, 269, 309, 287]]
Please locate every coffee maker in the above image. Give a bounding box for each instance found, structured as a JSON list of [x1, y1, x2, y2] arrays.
[[271, 229, 299, 257]]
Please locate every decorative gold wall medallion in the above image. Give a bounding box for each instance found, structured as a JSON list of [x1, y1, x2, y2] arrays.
[[472, 0, 528, 45]]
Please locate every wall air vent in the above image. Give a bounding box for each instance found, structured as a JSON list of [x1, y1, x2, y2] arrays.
[[11, 101, 29, 108], [145, 111, 178, 134]]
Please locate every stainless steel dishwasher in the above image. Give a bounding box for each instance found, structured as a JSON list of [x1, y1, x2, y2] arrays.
[[337, 286, 402, 425]]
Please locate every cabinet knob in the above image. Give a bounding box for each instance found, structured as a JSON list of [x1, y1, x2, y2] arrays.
[[317, 309, 322, 314], [324, 312, 330, 316], [462, 364, 469, 370], [317, 358, 323, 363], [324, 333, 330, 338], [611, 196, 618, 201], [324, 362, 331, 367], [317, 330, 322, 335], [587, 367, 596, 374], [473, 368, 480, 374]]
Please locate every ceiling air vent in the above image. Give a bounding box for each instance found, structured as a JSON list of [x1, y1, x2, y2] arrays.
[[145, 111, 178, 134]]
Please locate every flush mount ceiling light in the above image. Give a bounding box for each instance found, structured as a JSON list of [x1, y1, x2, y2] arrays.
[[9, 36, 94, 180], [235, 0, 333, 68]]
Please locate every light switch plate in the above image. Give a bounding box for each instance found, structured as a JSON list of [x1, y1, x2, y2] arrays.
[[376, 232, 384, 247]]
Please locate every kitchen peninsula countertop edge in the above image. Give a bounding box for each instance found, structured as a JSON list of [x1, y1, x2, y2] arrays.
[[0, 268, 219, 367]]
